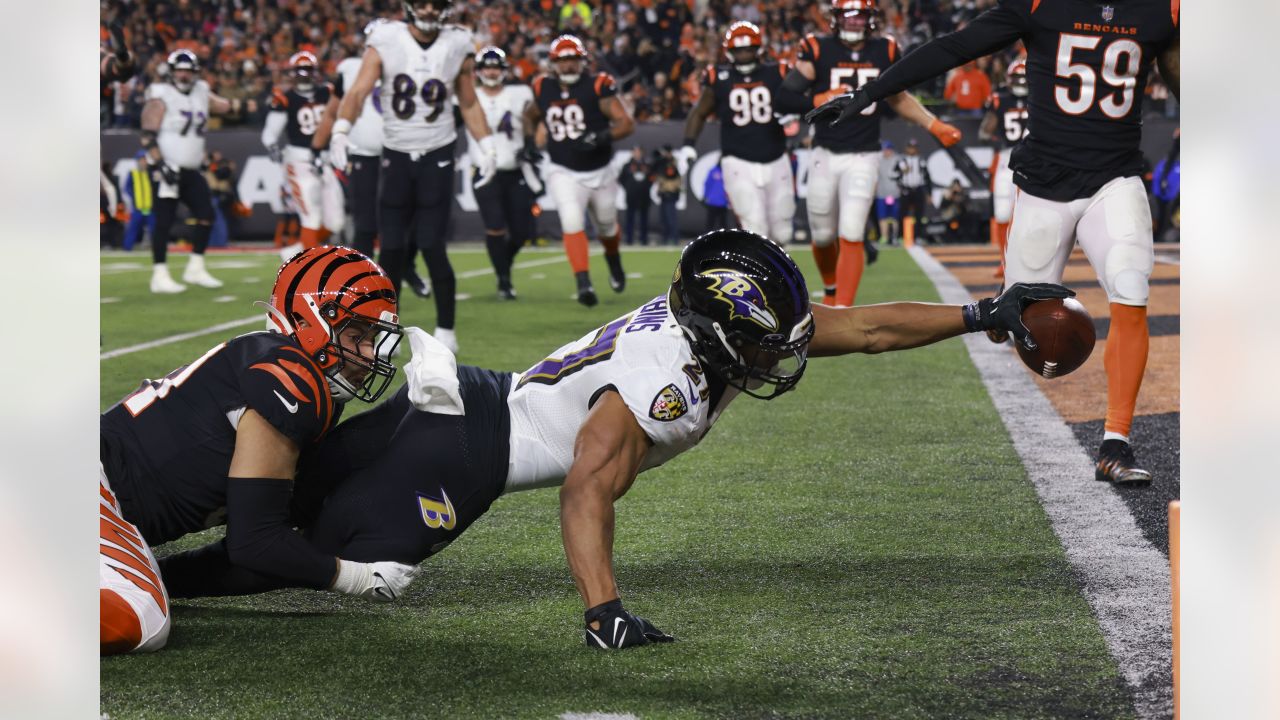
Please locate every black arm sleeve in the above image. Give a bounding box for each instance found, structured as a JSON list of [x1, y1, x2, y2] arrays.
[[861, 4, 1029, 102], [159, 540, 291, 598], [775, 69, 814, 115], [224, 477, 337, 589]]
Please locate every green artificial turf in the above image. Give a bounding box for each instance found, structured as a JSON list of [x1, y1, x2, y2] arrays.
[[100, 246, 1132, 719]]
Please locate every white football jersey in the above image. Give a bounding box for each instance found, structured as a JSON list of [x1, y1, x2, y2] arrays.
[[368, 21, 474, 154], [147, 80, 210, 169], [504, 295, 738, 493], [336, 56, 384, 157], [467, 84, 534, 170]]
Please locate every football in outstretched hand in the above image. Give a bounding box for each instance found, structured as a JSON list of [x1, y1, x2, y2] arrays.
[[1015, 297, 1096, 378]]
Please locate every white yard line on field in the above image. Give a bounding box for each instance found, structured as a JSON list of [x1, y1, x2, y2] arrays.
[[101, 254, 572, 361], [909, 246, 1173, 720]]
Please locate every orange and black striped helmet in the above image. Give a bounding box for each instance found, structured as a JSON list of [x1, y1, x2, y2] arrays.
[[266, 246, 402, 402]]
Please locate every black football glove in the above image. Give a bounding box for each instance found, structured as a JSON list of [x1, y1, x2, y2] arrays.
[[151, 159, 180, 186], [578, 131, 612, 153], [583, 599, 675, 649], [804, 88, 873, 127], [520, 136, 543, 165], [963, 282, 1076, 351]]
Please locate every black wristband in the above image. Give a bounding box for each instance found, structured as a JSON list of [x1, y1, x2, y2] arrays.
[[584, 598, 623, 624], [961, 302, 982, 333], [682, 139, 696, 149], [140, 130, 157, 150]]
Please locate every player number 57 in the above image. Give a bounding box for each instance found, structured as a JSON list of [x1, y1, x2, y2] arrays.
[[1055, 35, 1142, 118]]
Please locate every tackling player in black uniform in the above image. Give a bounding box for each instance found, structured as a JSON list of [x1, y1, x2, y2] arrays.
[[778, 0, 962, 307], [522, 34, 633, 307], [807, 0, 1180, 484], [99, 247, 413, 655], [263, 51, 345, 259], [158, 230, 1073, 651], [678, 21, 796, 244], [981, 56, 1030, 278]]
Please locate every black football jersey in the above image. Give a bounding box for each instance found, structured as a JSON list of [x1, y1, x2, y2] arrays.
[[269, 84, 334, 149], [986, 88, 1030, 148], [704, 62, 789, 163], [533, 72, 617, 171], [798, 33, 899, 153], [855, 0, 1178, 199], [101, 332, 338, 545]]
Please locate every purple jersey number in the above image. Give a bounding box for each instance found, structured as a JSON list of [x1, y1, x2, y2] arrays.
[[518, 316, 630, 388]]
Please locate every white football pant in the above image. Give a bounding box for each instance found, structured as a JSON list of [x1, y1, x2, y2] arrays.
[[721, 153, 795, 244], [286, 159, 345, 233], [806, 147, 879, 247], [1005, 175, 1153, 306], [992, 149, 1016, 224], [545, 162, 620, 237]]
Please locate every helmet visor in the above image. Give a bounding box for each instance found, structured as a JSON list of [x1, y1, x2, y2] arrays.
[[326, 309, 403, 402], [721, 312, 814, 400]]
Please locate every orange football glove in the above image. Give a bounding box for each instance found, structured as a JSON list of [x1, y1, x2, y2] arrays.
[[814, 84, 853, 109], [929, 118, 962, 147]]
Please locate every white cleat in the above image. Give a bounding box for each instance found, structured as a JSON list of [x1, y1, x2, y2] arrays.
[[433, 327, 458, 355], [150, 264, 187, 294], [183, 255, 224, 288]]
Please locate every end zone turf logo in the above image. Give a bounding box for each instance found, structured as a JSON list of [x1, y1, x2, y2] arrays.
[[417, 488, 457, 530], [650, 383, 689, 422]]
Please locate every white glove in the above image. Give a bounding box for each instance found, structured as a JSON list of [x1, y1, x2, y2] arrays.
[[329, 119, 353, 171], [331, 559, 419, 602], [674, 144, 697, 177], [472, 134, 498, 189]]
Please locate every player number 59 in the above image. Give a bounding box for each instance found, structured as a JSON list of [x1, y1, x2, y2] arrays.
[[1054, 35, 1142, 118]]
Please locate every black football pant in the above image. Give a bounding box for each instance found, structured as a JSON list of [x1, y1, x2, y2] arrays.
[[150, 168, 213, 265], [900, 186, 930, 228], [348, 153, 380, 257], [379, 145, 456, 328], [473, 168, 533, 283]]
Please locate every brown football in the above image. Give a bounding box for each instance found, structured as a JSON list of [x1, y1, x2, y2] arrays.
[[1015, 297, 1096, 379]]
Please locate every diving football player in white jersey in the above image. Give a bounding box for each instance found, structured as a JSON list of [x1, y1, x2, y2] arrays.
[[328, 0, 499, 355], [162, 229, 1072, 651]]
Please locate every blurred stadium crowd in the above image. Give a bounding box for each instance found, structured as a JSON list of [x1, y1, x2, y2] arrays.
[[99, 0, 1178, 130]]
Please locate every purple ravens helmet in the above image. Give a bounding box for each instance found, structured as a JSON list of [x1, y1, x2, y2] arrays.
[[668, 229, 814, 399]]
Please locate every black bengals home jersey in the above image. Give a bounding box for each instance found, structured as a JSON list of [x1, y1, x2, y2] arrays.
[[855, 0, 1178, 199], [704, 62, 789, 163], [798, 33, 899, 154], [986, 88, 1030, 148], [532, 72, 617, 172], [101, 332, 338, 545], [269, 84, 334, 149]]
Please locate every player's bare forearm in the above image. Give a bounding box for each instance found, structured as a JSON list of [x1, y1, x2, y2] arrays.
[[603, 97, 635, 140], [809, 302, 967, 357], [1158, 37, 1180, 101], [683, 92, 714, 142], [559, 392, 650, 608], [887, 91, 937, 129], [459, 94, 491, 140], [523, 102, 543, 141], [140, 100, 165, 163]]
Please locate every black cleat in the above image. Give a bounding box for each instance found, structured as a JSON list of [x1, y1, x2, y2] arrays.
[[864, 240, 879, 265], [1095, 440, 1153, 485], [406, 270, 431, 298], [605, 253, 626, 292], [497, 275, 517, 300], [575, 271, 598, 307]]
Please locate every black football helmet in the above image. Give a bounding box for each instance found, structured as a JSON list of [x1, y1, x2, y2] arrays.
[[669, 229, 814, 400]]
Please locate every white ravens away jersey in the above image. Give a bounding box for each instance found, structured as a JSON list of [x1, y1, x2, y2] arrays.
[[147, 80, 210, 169], [467, 84, 534, 170], [336, 56, 384, 157], [504, 295, 737, 493], [367, 21, 474, 154]]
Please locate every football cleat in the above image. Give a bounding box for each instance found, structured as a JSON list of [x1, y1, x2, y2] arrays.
[[606, 253, 626, 293], [150, 264, 186, 294], [864, 239, 879, 265], [497, 275, 517, 301], [183, 255, 224, 288], [406, 269, 432, 298], [575, 271, 598, 307], [1095, 439, 1153, 485]]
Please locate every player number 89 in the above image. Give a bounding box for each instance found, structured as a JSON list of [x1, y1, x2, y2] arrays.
[[390, 74, 448, 122]]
